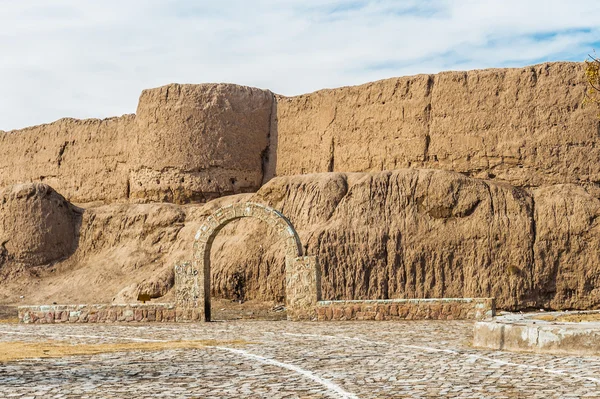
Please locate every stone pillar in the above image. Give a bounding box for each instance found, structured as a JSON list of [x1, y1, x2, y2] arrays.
[[174, 261, 202, 322], [286, 256, 321, 321]]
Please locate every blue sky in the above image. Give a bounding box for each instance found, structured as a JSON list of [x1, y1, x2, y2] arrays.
[[1, 0, 600, 130]]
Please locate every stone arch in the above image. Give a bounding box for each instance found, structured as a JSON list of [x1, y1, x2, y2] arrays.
[[189, 202, 319, 322]]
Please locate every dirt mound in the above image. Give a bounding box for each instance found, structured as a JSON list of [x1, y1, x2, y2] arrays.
[[0, 193, 244, 305], [533, 184, 600, 309], [0, 183, 81, 267], [1, 172, 598, 311], [209, 171, 599, 311], [214, 170, 535, 310]]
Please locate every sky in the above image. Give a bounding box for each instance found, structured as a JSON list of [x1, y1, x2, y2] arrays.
[[1, 0, 600, 131]]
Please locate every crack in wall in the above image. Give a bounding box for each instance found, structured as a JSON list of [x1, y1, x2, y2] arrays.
[[423, 75, 435, 163], [261, 92, 278, 184]]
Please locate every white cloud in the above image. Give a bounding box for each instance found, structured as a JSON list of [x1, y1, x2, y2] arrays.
[[1, 0, 599, 130]]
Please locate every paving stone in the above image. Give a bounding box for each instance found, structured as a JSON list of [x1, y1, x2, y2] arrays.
[[0, 321, 599, 398]]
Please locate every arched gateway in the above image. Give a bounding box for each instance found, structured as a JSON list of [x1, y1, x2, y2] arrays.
[[177, 202, 321, 322]]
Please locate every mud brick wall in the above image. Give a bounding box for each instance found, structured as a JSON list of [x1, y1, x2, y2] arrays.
[[18, 304, 180, 324], [315, 298, 496, 321], [0, 84, 272, 204], [273, 63, 600, 196]]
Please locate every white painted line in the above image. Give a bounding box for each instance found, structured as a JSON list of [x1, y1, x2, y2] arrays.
[[214, 346, 360, 399], [276, 332, 600, 385], [0, 329, 361, 398]]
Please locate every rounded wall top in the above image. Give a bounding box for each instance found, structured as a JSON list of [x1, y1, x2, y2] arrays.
[[0, 183, 81, 266]]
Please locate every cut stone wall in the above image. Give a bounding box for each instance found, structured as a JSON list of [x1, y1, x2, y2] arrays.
[[18, 304, 178, 324], [18, 298, 494, 323], [285, 256, 321, 321], [174, 261, 199, 309], [315, 298, 496, 321], [173, 261, 203, 322], [474, 312, 600, 356]]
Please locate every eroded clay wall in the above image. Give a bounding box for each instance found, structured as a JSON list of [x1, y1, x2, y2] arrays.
[[131, 84, 273, 203], [0, 84, 273, 204], [0, 116, 135, 204], [273, 62, 600, 195], [3, 62, 597, 205], [1, 171, 598, 311]]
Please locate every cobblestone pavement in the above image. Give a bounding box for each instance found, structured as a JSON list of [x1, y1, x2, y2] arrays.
[[1, 320, 600, 398]]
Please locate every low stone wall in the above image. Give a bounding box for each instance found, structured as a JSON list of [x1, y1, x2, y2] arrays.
[[18, 303, 186, 324], [19, 298, 495, 323], [474, 311, 600, 355], [315, 298, 496, 321]]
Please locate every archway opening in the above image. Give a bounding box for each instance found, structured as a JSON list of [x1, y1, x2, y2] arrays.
[[208, 217, 290, 320], [191, 203, 307, 322]]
